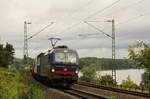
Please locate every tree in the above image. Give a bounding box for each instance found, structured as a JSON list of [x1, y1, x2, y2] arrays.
[[128, 41, 150, 69], [141, 71, 150, 91], [128, 41, 150, 86], [0, 43, 15, 67], [4, 43, 15, 65], [0, 44, 4, 66]]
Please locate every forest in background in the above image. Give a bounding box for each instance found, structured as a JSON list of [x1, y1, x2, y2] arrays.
[[80, 57, 133, 70]]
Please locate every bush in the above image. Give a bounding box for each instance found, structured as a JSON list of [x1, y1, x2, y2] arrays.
[[121, 75, 137, 89], [80, 64, 96, 82], [97, 75, 114, 86]]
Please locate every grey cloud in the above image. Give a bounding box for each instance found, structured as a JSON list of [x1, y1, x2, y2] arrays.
[[0, 0, 150, 58]]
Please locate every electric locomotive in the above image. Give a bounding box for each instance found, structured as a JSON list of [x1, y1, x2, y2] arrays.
[[31, 45, 79, 86]]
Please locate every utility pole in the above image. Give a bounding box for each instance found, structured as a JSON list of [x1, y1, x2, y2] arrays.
[[23, 21, 31, 64], [111, 19, 116, 84], [0, 36, 1, 43], [81, 19, 116, 84]]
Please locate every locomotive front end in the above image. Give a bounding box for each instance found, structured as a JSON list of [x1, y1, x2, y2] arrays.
[[49, 47, 79, 85]]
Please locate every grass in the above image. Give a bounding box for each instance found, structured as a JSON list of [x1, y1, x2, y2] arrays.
[[0, 67, 49, 99]]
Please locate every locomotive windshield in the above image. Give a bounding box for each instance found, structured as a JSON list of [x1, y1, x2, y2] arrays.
[[67, 53, 76, 63], [55, 52, 66, 63], [55, 52, 77, 64]]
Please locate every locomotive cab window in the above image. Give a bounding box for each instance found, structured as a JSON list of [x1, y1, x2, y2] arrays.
[[37, 57, 40, 66], [55, 52, 66, 63], [67, 53, 77, 64], [54, 51, 77, 64]]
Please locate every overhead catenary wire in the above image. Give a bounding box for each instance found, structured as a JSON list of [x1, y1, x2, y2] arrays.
[[117, 11, 150, 26], [68, 0, 95, 16], [27, 22, 54, 40], [78, 11, 150, 40], [84, 10, 150, 32], [105, 0, 145, 17], [51, 0, 95, 35], [53, 0, 149, 41], [57, 0, 121, 34], [84, 0, 121, 20], [83, 21, 112, 38]]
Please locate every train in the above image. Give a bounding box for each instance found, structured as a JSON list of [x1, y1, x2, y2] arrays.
[[31, 45, 79, 87]]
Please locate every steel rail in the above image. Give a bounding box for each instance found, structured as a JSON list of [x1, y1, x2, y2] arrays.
[[63, 88, 109, 99], [77, 81, 150, 98]]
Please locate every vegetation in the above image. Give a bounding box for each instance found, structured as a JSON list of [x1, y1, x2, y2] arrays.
[[80, 57, 131, 70], [121, 76, 137, 89], [0, 42, 49, 99], [128, 41, 150, 90], [79, 64, 115, 86], [80, 64, 96, 82], [0, 43, 14, 67], [97, 75, 114, 86], [109, 96, 118, 99], [0, 67, 49, 99]]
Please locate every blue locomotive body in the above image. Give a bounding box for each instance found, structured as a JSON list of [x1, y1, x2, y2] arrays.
[[31, 46, 79, 86]]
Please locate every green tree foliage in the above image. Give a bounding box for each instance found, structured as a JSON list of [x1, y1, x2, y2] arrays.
[[98, 75, 114, 86], [0, 44, 4, 65], [80, 64, 96, 82], [0, 43, 14, 67], [121, 76, 137, 89], [141, 71, 150, 91], [128, 41, 150, 69], [80, 57, 130, 70], [128, 41, 150, 88]]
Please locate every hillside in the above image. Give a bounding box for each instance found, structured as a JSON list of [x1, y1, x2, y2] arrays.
[[80, 57, 132, 70]]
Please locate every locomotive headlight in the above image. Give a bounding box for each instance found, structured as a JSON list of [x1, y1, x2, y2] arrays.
[[75, 70, 79, 74], [51, 69, 55, 72]]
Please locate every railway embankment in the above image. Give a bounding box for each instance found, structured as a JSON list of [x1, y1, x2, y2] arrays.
[[0, 67, 49, 99]]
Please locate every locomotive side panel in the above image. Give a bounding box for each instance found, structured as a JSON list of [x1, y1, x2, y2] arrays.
[[37, 53, 44, 75], [33, 59, 37, 74], [40, 54, 49, 76]]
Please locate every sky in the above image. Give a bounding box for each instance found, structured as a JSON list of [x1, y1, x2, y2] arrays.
[[0, 0, 150, 59]]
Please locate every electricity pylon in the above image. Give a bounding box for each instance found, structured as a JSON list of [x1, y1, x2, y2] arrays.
[[23, 21, 31, 64], [80, 19, 116, 84]]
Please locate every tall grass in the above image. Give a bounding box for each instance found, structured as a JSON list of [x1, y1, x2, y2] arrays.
[[0, 67, 49, 99]]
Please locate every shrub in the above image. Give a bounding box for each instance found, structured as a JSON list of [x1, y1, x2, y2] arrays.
[[121, 75, 137, 89], [97, 75, 114, 86], [80, 64, 96, 82]]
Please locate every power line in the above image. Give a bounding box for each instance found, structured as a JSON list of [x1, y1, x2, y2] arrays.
[[84, 0, 146, 31], [106, 0, 145, 17], [85, 0, 121, 20], [0, 36, 1, 42], [52, 0, 95, 34], [85, 11, 150, 32], [83, 21, 112, 38], [28, 22, 54, 40], [117, 11, 150, 26], [57, 0, 121, 34], [68, 0, 95, 16]]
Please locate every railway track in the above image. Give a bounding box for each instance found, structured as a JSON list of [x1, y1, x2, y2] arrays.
[[31, 77, 109, 99], [63, 87, 109, 99], [31, 75, 150, 99], [77, 81, 150, 99]]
